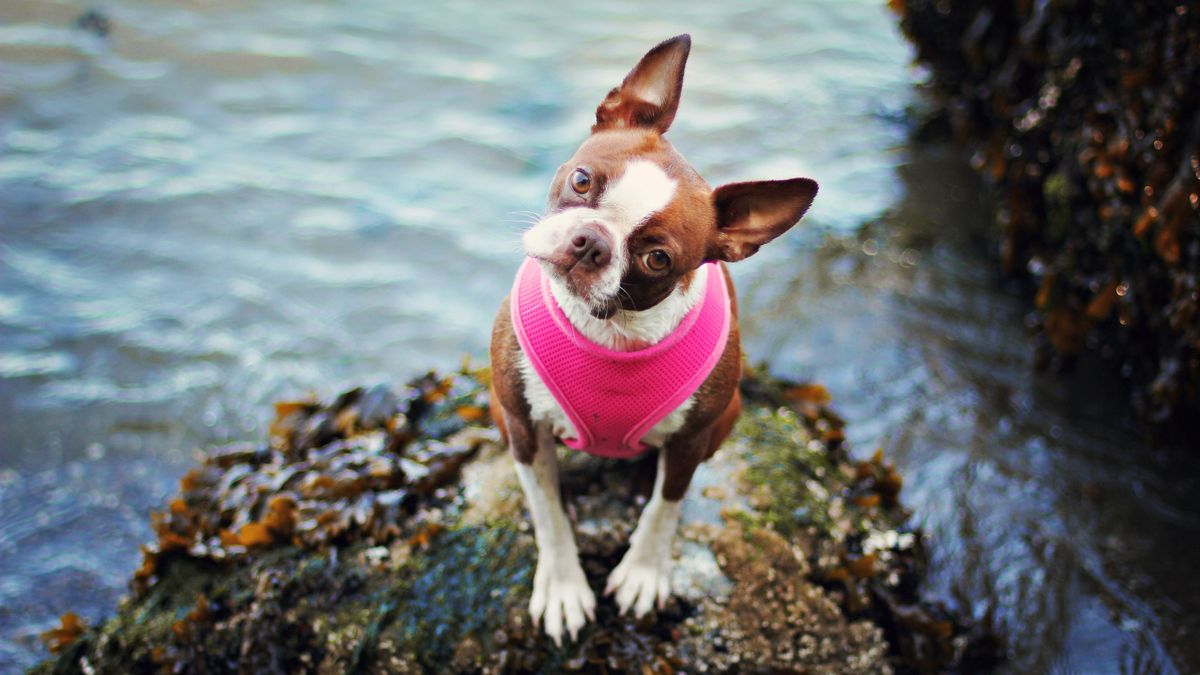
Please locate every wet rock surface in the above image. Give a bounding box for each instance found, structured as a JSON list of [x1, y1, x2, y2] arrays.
[[33, 369, 981, 673], [896, 0, 1200, 437]]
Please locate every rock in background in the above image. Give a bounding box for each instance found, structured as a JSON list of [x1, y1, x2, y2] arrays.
[[897, 0, 1200, 436]]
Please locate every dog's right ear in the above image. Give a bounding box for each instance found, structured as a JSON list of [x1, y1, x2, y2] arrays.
[[593, 34, 691, 135]]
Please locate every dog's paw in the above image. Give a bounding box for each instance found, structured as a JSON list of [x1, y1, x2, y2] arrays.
[[604, 555, 672, 618], [529, 557, 595, 646]]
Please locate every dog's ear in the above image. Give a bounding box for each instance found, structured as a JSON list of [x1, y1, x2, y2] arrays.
[[593, 34, 691, 134], [708, 178, 818, 262]]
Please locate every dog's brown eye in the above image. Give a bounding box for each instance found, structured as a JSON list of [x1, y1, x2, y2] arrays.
[[643, 250, 671, 272], [569, 168, 591, 194]]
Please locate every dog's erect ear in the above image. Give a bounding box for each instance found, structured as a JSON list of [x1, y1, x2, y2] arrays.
[[708, 178, 818, 262], [593, 34, 691, 134]]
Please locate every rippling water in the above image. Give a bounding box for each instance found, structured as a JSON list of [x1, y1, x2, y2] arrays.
[[2, 0, 1197, 672]]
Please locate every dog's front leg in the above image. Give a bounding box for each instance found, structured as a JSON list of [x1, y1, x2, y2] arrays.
[[605, 433, 706, 617], [510, 420, 595, 645]]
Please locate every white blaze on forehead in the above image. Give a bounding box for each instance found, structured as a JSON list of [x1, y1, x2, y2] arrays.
[[601, 160, 677, 240]]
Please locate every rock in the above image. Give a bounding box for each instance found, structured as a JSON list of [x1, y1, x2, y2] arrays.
[[33, 367, 979, 673], [895, 0, 1200, 439]]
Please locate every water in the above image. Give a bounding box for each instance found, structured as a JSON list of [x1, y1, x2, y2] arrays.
[[1, 0, 1196, 672]]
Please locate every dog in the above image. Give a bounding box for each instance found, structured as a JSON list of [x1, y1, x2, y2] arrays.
[[489, 34, 817, 645]]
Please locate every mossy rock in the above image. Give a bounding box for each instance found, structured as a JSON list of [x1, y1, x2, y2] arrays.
[[33, 369, 973, 674]]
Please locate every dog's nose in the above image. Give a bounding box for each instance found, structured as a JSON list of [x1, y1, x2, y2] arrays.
[[567, 227, 612, 269]]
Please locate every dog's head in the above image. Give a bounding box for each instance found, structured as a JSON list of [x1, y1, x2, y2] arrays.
[[523, 34, 818, 317]]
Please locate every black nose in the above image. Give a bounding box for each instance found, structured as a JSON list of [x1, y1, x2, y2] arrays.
[[568, 227, 612, 269]]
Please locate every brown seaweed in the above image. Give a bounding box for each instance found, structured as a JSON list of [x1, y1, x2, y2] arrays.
[[132, 370, 495, 594], [897, 0, 1200, 438]]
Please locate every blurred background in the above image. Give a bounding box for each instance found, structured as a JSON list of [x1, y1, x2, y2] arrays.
[[1, 0, 1197, 672]]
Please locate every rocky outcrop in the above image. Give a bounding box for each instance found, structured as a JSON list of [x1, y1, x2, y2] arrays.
[[32, 369, 982, 673], [897, 0, 1200, 436]]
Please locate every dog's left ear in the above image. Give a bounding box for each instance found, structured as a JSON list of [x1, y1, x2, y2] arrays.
[[708, 178, 818, 262], [594, 34, 691, 134]]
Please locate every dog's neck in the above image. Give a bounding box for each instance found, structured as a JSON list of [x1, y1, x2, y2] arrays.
[[547, 265, 709, 351]]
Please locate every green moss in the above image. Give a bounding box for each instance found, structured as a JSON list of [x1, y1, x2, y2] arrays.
[[735, 406, 838, 537], [30, 523, 539, 674], [369, 524, 534, 670]]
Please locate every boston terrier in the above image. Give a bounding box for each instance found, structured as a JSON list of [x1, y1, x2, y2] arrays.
[[489, 34, 818, 645]]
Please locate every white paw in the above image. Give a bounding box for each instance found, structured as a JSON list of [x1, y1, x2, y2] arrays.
[[529, 557, 596, 646], [604, 554, 672, 618]]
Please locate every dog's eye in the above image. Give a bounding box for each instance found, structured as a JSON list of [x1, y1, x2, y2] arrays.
[[569, 168, 591, 194], [642, 250, 671, 272]]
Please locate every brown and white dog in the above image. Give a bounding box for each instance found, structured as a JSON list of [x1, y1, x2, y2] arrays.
[[489, 34, 817, 644]]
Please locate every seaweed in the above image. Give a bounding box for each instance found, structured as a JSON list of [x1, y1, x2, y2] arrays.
[[896, 0, 1200, 439]]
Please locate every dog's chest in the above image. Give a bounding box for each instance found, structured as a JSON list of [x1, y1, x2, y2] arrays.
[[517, 352, 695, 449]]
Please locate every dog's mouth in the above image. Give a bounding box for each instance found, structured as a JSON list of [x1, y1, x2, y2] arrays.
[[536, 257, 623, 319]]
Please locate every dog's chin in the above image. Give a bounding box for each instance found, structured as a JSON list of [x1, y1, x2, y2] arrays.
[[537, 260, 621, 319], [585, 296, 620, 319], [561, 277, 621, 319]]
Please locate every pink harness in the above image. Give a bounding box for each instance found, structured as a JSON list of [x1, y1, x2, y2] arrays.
[[510, 258, 731, 459]]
